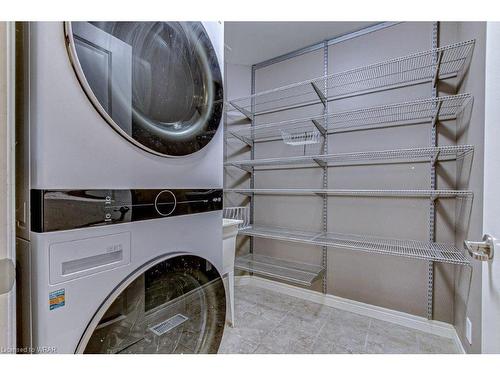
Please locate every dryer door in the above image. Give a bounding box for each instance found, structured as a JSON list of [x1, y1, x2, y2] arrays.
[[78, 255, 226, 354], [65, 22, 223, 157]]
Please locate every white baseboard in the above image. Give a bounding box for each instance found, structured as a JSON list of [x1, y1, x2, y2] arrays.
[[236, 275, 465, 352], [453, 329, 467, 354]]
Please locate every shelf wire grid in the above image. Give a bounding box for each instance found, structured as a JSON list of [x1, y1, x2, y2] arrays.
[[225, 145, 474, 169], [316, 40, 474, 100], [234, 253, 324, 286], [238, 225, 469, 266], [228, 40, 475, 117], [225, 188, 473, 199], [227, 93, 472, 142]]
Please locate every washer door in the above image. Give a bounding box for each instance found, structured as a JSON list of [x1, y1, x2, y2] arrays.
[[65, 22, 223, 157], [79, 255, 226, 354]]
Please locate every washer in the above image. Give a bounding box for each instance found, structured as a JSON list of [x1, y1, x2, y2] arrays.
[[16, 22, 226, 353], [28, 189, 225, 354]]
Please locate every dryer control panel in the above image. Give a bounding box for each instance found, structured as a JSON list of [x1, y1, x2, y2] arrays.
[[31, 189, 223, 233]]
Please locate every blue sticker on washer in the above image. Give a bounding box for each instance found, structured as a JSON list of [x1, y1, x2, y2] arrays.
[[49, 289, 65, 310]]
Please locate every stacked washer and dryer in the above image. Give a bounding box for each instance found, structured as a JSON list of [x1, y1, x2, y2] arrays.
[[16, 22, 226, 353]]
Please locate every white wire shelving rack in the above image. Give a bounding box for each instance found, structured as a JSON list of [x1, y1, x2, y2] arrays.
[[237, 225, 469, 266], [228, 40, 475, 118], [227, 94, 472, 144], [234, 253, 325, 286], [224, 33, 476, 302], [225, 145, 474, 171], [225, 188, 473, 199]]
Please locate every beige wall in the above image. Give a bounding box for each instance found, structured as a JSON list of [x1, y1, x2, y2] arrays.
[[0, 21, 15, 352]]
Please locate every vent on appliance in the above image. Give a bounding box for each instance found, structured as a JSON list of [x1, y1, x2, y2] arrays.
[[149, 314, 188, 336]]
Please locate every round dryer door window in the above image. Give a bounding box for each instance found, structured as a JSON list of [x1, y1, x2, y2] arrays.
[[79, 255, 226, 354], [65, 22, 223, 157]]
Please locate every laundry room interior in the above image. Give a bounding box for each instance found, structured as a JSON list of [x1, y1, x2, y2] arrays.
[[1, 16, 500, 359], [222, 21, 488, 354]]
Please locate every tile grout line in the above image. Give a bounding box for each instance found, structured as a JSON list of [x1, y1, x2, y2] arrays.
[[363, 318, 373, 350]]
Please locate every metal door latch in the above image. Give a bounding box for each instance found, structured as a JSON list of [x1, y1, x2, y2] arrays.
[[0, 258, 15, 295], [464, 234, 495, 261]]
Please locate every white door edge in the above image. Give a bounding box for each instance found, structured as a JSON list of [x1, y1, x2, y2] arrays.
[[481, 21, 500, 354], [0, 21, 16, 352]]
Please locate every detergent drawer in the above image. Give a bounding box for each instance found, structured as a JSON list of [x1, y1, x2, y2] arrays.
[[49, 232, 131, 285]]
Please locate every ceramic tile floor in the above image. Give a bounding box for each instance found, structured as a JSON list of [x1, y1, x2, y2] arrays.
[[218, 284, 460, 354]]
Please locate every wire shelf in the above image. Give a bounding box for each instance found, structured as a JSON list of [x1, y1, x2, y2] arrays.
[[238, 225, 469, 265], [225, 145, 474, 170], [228, 40, 475, 117], [225, 188, 473, 199], [234, 253, 325, 286], [223, 206, 250, 229], [227, 94, 472, 142]]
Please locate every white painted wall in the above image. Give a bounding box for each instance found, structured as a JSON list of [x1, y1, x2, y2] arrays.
[[0, 21, 16, 353]]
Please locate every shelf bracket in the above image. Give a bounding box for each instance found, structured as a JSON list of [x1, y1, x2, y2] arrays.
[[431, 100, 443, 128], [229, 101, 254, 121], [236, 190, 253, 196], [310, 82, 327, 107], [231, 163, 253, 173], [311, 119, 327, 135], [431, 150, 441, 166], [228, 131, 253, 147], [313, 158, 327, 168], [432, 51, 444, 88]]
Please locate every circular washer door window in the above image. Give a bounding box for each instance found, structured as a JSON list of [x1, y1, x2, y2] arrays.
[[79, 255, 226, 354], [65, 22, 223, 157]]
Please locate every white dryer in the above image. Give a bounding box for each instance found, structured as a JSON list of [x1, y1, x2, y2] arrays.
[[27, 21, 224, 189], [16, 21, 226, 354]]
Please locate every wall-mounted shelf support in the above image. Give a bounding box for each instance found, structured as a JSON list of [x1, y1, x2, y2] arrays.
[[432, 50, 444, 88], [228, 163, 253, 173], [228, 131, 252, 147], [311, 119, 327, 135], [431, 100, 443, 128], [313, 158, 327, 167], [431, 150, 441, 166], [230, 101, 254, 121], [311, 81, 327, 106], [427, 21, 440, 321]]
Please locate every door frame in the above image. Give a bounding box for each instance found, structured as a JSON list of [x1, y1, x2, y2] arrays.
[[481, 21, 500, 354], [0, 21, 16, 352]]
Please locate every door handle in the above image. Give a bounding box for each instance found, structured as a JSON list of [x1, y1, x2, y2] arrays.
[[464, 234, 495, 261], [0, 258, 15, 295]]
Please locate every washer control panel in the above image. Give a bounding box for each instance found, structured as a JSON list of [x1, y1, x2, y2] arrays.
[[31, 189, 223, 233]]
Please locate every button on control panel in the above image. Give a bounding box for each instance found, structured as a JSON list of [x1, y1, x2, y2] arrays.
[[154, 190, 177, 217]]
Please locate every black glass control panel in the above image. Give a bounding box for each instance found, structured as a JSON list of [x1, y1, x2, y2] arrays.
[[31, 189, 223, 233]]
